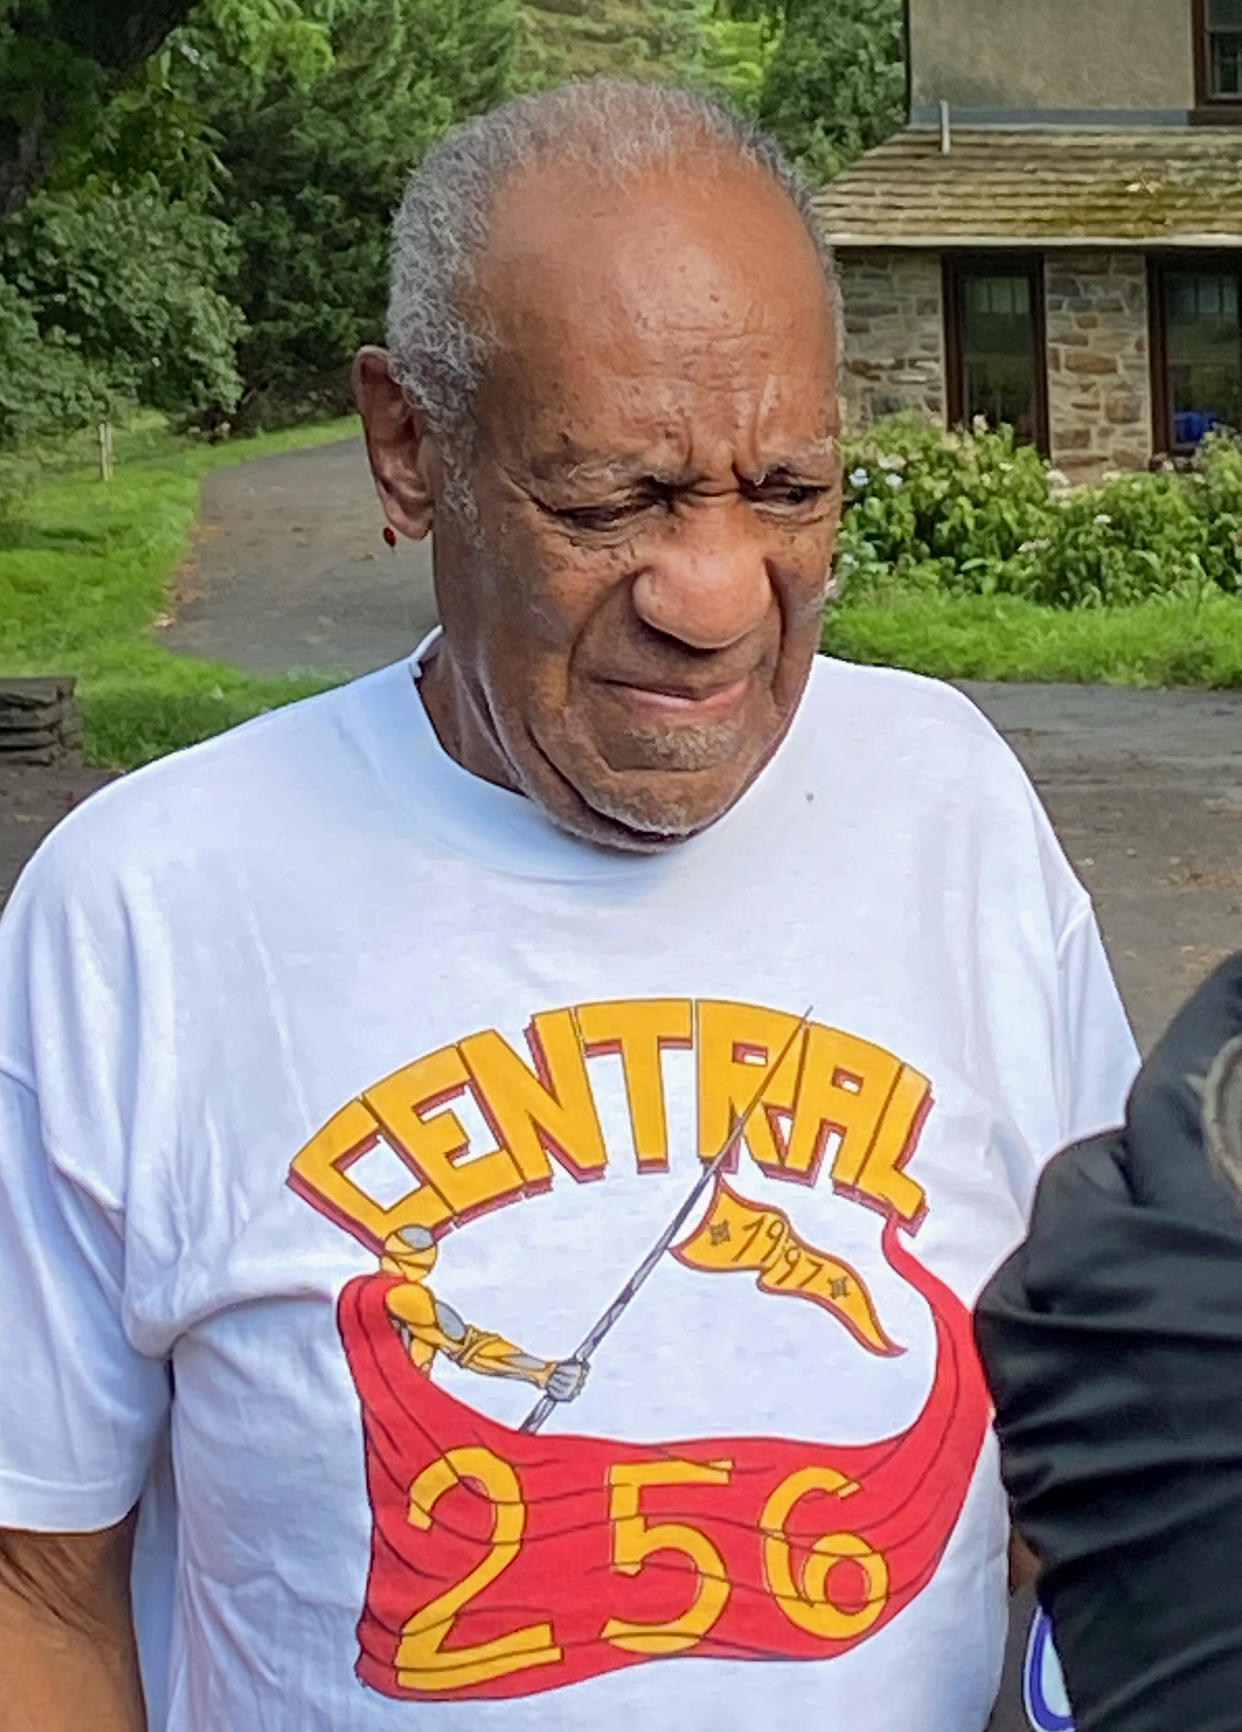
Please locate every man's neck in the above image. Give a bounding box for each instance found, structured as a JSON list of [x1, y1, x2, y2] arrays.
[[417, 642, 520, 796]]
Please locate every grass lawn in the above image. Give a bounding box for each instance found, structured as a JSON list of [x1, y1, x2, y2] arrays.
[[0, 416, 352, 766], [825, 587, 1242, 688]]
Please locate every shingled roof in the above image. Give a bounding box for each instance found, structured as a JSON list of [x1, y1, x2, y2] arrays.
[[813, 128, 1242, 248]]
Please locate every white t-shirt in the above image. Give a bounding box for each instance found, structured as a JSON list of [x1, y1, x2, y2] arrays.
[[0, 644, 1136, 1732]]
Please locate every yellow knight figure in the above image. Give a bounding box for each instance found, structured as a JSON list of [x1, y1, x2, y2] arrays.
[[381, 1225, 588, 1402]]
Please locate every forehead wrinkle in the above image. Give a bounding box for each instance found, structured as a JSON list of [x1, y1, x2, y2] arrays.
[[743, 434, 842, 476], [527, 451, 681, 488]]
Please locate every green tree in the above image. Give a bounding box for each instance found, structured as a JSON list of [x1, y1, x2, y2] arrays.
[[0, 181, 245, 419], [198, 0, 516, 420], [514, 0, 703, 88], [0, 0, 198, 217], [0, 0, 337, 454], [694, 2, 780, 116], [750, 0, 905, 181], [0, 0, 329, 217]]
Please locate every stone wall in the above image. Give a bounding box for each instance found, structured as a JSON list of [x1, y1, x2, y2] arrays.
[[838, 246, 1155, 478], [838, 250, 946, 433], [1045, 252, 1152, 480]]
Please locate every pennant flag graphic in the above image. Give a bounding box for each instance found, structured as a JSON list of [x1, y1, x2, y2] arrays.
[[672, 1177, 900, 1357]]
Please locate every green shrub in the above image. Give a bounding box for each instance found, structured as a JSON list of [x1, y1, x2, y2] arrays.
[[836, 417, 1242, 609], [1024, 468, 1208, 606], [836, 416, 1053, 596], [0, 183, 244, 424], [1185, 432, 1242, 593], [0, 272, 116, 449]]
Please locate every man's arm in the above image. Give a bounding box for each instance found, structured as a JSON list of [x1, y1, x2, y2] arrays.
[[977, 954, 1242, 1732], [0, 1512, 145, 1732]]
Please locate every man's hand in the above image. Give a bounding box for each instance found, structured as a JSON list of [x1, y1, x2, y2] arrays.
[[0, 1513, 146, 1732], [545, 1359, 588, 1402], [1008, 1528, 1038, 1594]]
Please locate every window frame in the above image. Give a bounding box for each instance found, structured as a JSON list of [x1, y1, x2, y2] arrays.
[[942, 252, 1050, 456], [1149, 252, 1242, 455], [1192, 0, 1242, 123]]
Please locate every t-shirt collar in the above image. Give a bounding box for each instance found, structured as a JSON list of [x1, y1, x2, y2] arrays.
[[394, 628, 804, 881]]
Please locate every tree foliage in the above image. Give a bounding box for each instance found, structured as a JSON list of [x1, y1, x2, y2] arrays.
[[514, 0, 701, 87], [694, 3, 779, 116], [0, 0, 908, 462], [1, 182, 244, 417], [750, 0, 905, 181], [204, 0, 516, 418], [0, 0, 204, 217]]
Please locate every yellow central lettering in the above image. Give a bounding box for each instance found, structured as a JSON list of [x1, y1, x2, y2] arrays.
[[578, 997, 693, 1171], [696, 1000, 807, 1174], [462, 1008, 608, 1185], [287, 1000, 932, 1243], [365, 1046, 526, 1222]]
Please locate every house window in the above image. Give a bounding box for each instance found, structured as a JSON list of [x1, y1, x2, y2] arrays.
[[1151, 261, 1242, 451], [1194, 0, 1242, 113], [943, 255, 1049, 453]]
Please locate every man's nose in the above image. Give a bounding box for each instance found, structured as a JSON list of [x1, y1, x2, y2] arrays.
[[629, 500, 773, 651]]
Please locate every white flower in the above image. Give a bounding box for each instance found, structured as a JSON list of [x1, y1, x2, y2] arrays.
[[1093, 512, 1113, 527], [885, 472, 904, 489], [848, 466, 870, 488], [972, 414, 989, 435], [1046, 468, 1070, 491], [877, 453, 906, 472]]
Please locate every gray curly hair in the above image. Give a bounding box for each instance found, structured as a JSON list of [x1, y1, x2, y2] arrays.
[[386, 78, 839, 443]]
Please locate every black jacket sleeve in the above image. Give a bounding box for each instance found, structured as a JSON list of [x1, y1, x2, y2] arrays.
[[975, 953, 1242, 1732]]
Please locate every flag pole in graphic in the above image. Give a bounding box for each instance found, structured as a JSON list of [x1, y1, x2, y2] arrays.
[[519, 1006, 813, 1434]]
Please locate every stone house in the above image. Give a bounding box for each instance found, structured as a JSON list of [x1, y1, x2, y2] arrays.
[[816, 0, 1242, 479]]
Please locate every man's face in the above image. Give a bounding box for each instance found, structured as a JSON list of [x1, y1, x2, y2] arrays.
[[400, 159, 840, 849]]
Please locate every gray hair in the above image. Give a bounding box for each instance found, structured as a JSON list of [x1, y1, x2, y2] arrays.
[[387, 78, 839, 442]]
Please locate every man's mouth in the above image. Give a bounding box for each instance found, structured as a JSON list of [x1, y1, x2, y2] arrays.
[[602, 675, 751, 721]]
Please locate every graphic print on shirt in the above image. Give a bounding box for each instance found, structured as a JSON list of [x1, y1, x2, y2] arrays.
[[287, 998, 990, 1702]]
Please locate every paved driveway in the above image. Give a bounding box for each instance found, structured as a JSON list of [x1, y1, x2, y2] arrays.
[[155, 437, 438, 675]]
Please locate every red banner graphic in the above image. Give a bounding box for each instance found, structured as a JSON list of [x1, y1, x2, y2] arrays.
[[337, 1221, 989, 1702]]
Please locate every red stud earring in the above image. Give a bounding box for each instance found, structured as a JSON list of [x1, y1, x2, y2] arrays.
[[382, 525, 397, 548]]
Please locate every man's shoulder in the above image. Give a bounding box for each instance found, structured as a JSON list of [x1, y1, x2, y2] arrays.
[[11, 668, 399, 910], [804, 654, 1013, 763]]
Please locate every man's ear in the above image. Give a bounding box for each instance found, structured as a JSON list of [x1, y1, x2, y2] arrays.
[[353, 346, 435, 541]]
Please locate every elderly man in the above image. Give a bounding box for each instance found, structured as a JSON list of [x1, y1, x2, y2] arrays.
[[0, 81, 1135, 1732]]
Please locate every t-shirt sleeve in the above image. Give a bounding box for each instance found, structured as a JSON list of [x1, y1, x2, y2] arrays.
[[1054, 900, 1140, 1146], [0, 1066, 169, 1529], [0, 819, 171, 1534]]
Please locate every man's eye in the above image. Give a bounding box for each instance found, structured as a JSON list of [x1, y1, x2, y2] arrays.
[[751, 482, 830, 512], [557, 500, 648, 532]]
